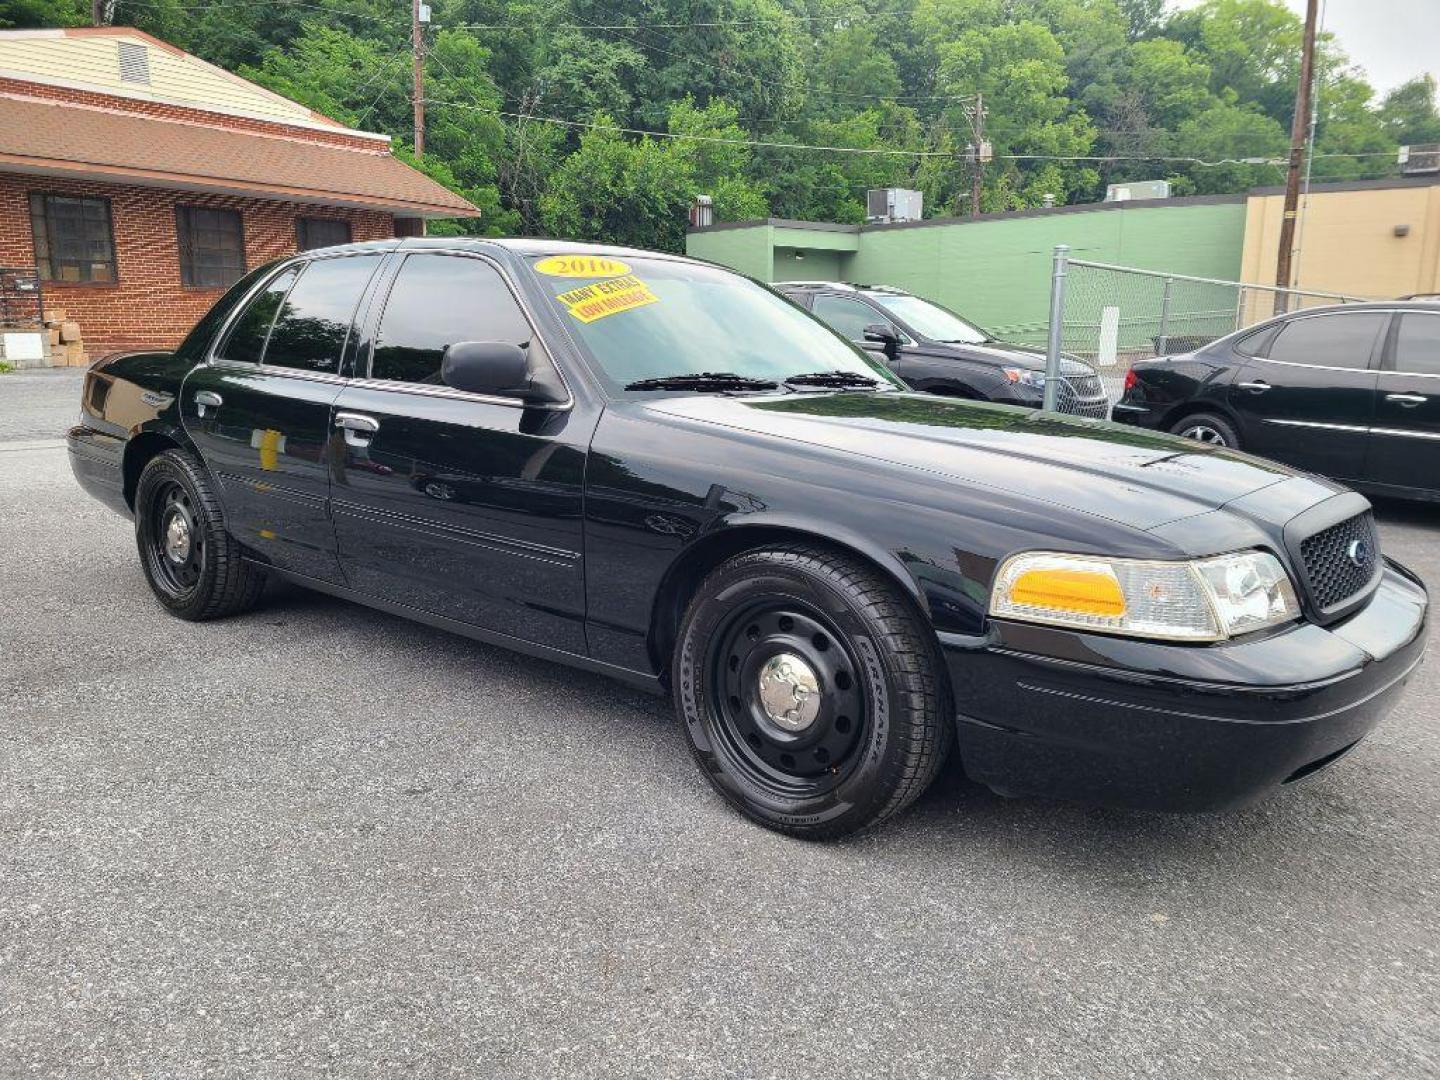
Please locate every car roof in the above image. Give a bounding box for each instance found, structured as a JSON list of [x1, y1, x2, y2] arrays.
[[773, 281, 909, 295], [303, 236, 708, 266], [1270, 300, 1440, 317]]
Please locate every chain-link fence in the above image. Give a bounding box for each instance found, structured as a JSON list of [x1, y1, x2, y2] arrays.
[[1031, 256, 1371, 400]]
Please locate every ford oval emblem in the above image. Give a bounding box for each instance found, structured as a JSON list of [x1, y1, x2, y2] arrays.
[[1346, 538, 1370, 568]]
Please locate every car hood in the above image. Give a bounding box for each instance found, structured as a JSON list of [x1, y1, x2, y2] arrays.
[[923, 339, 1093, 376], [643, 391, 1319, 532]]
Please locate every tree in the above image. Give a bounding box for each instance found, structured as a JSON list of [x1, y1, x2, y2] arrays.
[[1379, 76, 1440, 147], [540, 100, 766, 251], [1171, 100, 1287, 194], [933, 18, 1098, 209]]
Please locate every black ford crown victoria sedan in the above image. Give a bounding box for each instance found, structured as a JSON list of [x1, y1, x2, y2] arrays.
[[68, 239, 1428, 838]]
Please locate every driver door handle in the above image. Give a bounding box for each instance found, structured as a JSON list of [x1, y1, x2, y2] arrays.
[[193, 390, 222, 418], [1385, 392, 1428, 407], [334, 411, 380, 448], [1236, 380, 1270, 393]]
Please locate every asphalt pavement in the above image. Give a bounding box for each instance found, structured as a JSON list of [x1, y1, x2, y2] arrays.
[[2, 369, 1438, 1078]]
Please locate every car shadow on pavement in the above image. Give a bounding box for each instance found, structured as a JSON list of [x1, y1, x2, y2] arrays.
[[257, 576, 1419, 875]]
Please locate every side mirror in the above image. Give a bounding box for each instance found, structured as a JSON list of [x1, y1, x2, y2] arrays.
[[862, 323, 899, 346], [440, 341, 566, 405]]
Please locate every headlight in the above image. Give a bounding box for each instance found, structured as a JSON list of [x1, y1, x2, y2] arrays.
[[989, 550, 1300, 642], [1002, 367, 1047, 391]]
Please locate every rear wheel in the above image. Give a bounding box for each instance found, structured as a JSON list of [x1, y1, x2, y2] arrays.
[[1170, 412, 1239, 448], [674, 545, 950, 839], [135, 449, 266, 620]]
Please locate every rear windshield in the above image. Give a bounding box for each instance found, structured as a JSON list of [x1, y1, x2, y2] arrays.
[[527, 255, 903, 394]]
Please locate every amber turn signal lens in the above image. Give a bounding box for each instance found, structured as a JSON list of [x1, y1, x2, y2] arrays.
[[1010, 567, 1127, 617]]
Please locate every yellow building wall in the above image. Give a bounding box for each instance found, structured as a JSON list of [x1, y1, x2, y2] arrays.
[[1241, 183, 1440, 302], [0, 31, 321, 125]]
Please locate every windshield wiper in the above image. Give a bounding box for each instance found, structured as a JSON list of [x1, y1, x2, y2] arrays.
[[783, 370, 882, 389], [624, 372, 780, 392]]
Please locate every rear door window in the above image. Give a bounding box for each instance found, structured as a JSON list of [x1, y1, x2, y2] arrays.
[[262, 255, 382, 374], [369, 253, 533, 385], [216, 266, 299, 365], [1264, 312, 1389, 370], [1393, 312, 1440, 376]]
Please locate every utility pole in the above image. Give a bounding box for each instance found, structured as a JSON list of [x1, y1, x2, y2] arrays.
[[968, 93, 986, 219], [411, 0, 427, 157], [1273, 0, 1318, 313]]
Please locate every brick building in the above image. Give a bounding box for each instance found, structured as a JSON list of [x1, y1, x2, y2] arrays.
[[0, 27, 479, 354]]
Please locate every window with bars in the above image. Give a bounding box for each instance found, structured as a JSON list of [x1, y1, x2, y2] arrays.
[[295, 217, 353, 252], [29, 193, 118, 283], [177, 206, 246, 288]]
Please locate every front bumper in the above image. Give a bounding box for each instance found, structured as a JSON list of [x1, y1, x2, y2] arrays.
[[942, 559, 1428, 812]]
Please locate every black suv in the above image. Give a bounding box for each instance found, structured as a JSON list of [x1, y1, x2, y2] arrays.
[[776, 282, 1110, 418]]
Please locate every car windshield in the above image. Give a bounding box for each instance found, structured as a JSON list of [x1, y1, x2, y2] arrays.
[[870, 293, 990, 344], [528, 255, 903, 393]]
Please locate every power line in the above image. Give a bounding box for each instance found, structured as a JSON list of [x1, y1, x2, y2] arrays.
[[120, 0, 393, 20], [444, 10, 915, 31], [427, 97, 1399, 167]]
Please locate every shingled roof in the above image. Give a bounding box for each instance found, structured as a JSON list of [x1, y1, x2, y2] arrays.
[[0, 92, 480, 219]]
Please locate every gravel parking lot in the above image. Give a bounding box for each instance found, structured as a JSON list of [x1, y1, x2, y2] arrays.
[[3, 368, 1438, 1079]]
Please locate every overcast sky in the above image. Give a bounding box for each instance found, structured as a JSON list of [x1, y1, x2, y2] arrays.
[[1171, 0, 1440, 97]]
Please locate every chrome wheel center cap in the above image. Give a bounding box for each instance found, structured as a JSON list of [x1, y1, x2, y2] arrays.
[[164, 513, 191, 563], [757, 653, 821, 732]]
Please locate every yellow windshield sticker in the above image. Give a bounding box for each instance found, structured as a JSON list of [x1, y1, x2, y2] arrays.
[[535, 255, 632, 278], [558, 274, 660, 323]]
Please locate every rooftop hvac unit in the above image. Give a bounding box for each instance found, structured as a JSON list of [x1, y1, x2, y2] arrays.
[[1105, 180, 1172, 202], [866, 188, 923, 224], [1399, 145, 1440, 175]]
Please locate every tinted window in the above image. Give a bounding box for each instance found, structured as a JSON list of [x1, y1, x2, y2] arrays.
[[263, 256, 380, 374], [370, 254, 532, 385], [177, 206, 245, 288], [812, 294, 883, 341], [216, 266, 300, 364], [1393, 312, 1440, 376], [1265, 313, 1388, 370], [1234, 325, 1277, 357]]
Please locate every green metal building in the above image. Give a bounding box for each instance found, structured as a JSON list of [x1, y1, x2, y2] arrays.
[[686, 194, 1249, 341]]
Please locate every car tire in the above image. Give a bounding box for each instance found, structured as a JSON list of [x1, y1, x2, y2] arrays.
[[1170, 412, 1240, 448], [674, 544, 951, 839], [134, 448, 267, 621]]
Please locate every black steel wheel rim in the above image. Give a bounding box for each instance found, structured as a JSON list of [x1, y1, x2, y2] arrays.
[[148, 479, 205, 595], [708, 597, 867, 796]]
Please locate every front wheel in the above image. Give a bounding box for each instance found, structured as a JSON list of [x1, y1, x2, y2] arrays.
[[674, 545, 951, 839], [1170, 412, 1239, 448], [134, 448, 267, 620]]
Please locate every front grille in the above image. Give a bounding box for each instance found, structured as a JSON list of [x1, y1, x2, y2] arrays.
[[1056, 374, 1110, 418], [1299, 512, 1380, 611]]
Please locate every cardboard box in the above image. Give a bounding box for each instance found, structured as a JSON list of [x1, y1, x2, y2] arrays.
[[65, 341, 86, 365], [43, 308, 66, 325], [47, 328, 60, 346], [59, 320, 82, 343]]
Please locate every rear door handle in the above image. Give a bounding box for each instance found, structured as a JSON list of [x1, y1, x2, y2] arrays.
[[194, 390, 222, 418], [1385, 392, 1428, 407], [1236, 380, 1270, 393], [334, 411, 380, 448]]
